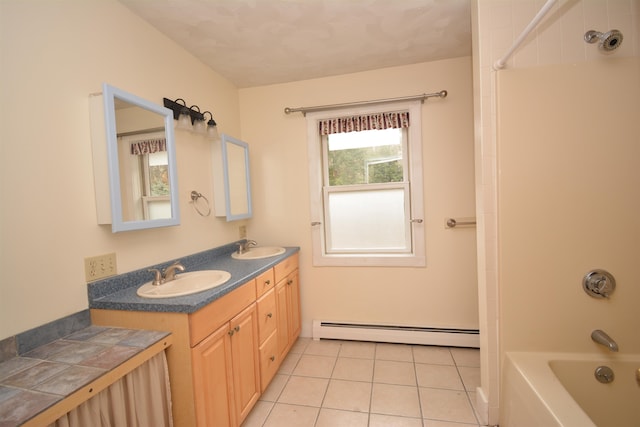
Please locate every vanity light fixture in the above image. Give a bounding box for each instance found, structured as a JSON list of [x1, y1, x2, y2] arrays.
[[163, 97, 219, 139], [190, 106, 206, 134], [203, 111, 220, 142]]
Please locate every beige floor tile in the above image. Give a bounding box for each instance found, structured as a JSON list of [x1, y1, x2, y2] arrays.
[[278, 351, 301, 374], [450, 348, 480, 367], [419, 387, 477, 424], [374, 360, 417, 386], [304, 339, 342, 357], [376, 343, 414, 362], [260, 373, 288, 402], [241, 400, 273, 427], [369, 414, 425, 427], [415, 364, 464, 390], [278, 375, 329, 407], [290, 337, 312, 354], [322, 379, 372, 412], [315, 408, 369, 427], [263, 403, 319, 427], [332, 357, 374, 382], [412, 346, 454, 365], [457, 367, 480, 391], [371, 383, 421, 418], [423, 420, 479, 427], [467, 391, 481, 423], [293, 354, 336, 378], [339, 341, 376, 359]]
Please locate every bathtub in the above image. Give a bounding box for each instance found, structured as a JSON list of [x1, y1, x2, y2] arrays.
[[502, 352, 640, 427]]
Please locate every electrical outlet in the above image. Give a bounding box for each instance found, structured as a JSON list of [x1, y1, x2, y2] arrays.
[[84, 252, 117, 282], [239, 225, 247, 239]]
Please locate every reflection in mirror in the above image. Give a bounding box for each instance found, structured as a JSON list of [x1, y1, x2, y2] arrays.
[[102, 83, 179, 232], [213, 134, 252, 221]]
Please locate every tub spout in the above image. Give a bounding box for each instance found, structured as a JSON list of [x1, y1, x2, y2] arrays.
[[591, 329, 618, 352]]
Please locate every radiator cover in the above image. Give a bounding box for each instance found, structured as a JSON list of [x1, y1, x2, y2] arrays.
[[312, 320, 480, 348]]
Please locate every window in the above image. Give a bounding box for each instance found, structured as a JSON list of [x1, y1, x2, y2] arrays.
[[307, 101, 425, 267], [118, 132, 172, 221]]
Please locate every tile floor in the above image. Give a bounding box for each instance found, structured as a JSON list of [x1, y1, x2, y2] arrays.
[[242, 338, 482, 427]]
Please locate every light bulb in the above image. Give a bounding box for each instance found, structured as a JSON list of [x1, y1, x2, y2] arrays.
[[177, 107, 192, 130], [193, 117, 206, 134]]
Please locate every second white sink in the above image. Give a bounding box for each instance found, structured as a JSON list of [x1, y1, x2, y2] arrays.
[[231, 246, 286, 260], [137, 270, 231, 298]]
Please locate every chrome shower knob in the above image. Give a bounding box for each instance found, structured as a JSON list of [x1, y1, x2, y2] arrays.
[[583, 269, 616, 298]]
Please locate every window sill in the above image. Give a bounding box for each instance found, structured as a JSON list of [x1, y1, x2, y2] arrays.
[[312, 253, 425, 268]]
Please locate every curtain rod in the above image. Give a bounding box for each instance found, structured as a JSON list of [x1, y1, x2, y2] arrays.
[[494, 0, 558, 70], [283, 90, 447, 116], [117, 127, 165, 138]]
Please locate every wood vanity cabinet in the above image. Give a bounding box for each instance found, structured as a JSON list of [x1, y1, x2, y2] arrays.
[[192, 303, 260, 427], [90, 253, 300, 427], [275, 255, 301, 360]]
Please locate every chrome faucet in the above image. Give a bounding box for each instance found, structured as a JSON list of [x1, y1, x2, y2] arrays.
[[591, 329, 619, 352], [237, 240, 257, 254], [148, 261, 185, 286]]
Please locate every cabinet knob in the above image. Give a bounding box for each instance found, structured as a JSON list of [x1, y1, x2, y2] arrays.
[[264, 280, 271, 286], [234, 325, 240, 332], [287, 279, 293, 285], [267, 312, 273, 318], [228, 330, 235, 336], [270, 355, 275, 362]]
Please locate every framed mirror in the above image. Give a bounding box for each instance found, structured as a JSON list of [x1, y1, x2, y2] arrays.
[[92, 83, 180, 232], [213, 134, 252, 221]]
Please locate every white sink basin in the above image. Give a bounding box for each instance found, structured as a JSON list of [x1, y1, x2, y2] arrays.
[[231, 246, 286, 260], [137, 270, 231, 298]]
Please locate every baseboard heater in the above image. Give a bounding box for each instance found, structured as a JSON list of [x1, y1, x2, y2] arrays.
[[312, 320, 480, 348]]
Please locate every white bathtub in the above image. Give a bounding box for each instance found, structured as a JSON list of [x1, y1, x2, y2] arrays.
[[502, 352, 640, 427]]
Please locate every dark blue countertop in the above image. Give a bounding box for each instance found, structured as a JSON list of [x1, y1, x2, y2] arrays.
[[88, 241, 299, 314]]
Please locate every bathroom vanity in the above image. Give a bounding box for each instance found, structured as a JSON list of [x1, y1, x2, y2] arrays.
[[89, 246, 300, 427]]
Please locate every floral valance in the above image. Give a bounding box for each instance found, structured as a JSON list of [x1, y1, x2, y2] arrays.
[[318, 111, 409, 135], [130, 138, 167, 155]]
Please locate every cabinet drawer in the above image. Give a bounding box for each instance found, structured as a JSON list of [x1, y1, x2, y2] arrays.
[[189, 279, 256, 347], [255, 268, 275, 298], [256, 289, 277, 344], [274, 253, 299, 284], [259, 331, 279, 392]]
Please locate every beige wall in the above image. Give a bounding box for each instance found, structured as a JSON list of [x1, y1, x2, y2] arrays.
[[498, 58, 640, 354], [1, 2, 478, 342], [0, 0, 243, 339], [239, 57, 478, 335]]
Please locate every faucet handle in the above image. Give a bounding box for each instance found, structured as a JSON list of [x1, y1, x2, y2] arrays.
[[148, 268, 163, 286]]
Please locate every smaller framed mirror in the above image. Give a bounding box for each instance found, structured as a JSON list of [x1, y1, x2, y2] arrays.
[[97, 83, 180, 232], [212, 134, 252, 221]]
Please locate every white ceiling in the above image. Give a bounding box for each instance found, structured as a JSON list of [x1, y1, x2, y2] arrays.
[[119, 0, 472, 88]]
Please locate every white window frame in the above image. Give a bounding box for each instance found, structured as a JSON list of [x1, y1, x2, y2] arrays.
[[306, 101, 425, 267]]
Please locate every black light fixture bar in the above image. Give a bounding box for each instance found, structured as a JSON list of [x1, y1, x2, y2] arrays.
[[163, 97, 205, 125]]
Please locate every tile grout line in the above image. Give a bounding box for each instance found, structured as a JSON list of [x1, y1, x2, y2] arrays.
[[453, 349, 482, 426]]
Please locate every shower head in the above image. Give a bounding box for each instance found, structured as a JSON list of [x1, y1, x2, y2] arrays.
[[584, 29, 624, 52]]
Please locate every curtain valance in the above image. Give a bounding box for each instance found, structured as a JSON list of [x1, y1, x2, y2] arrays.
[[130, 138, 167, 155], [318, 111, 409, 135]]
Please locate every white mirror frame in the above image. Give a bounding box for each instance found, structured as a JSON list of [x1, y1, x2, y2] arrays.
[[102, 83, 180, 232], [213, 134, 252, 221]]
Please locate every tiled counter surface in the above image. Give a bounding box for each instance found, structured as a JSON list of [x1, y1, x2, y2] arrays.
[[0, 326, 171, 426], [88, 242, 300, 313]]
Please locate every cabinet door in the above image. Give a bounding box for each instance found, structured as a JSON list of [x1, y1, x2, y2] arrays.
[[229, 303, 260, 424], [192, 323, 235, 427], [287, 270, 301, 342], [275, 280, 290, 359]]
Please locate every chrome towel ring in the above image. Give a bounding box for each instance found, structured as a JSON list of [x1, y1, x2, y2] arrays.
[[190, 190, 211, 217]]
